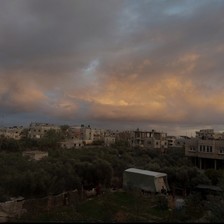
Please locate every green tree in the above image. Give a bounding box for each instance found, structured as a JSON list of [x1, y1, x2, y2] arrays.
[[204, 169, 222, 185], [94, 159, 113, 187], [39, 129, 62, 149], [0, 136, 21, 152], [202, 172, 224, 223]]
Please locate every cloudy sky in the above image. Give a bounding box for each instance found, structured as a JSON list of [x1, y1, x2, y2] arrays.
[[1, 0, 224, 136]]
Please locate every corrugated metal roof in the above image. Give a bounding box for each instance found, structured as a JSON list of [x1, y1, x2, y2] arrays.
[[124, 168, 167, 177]]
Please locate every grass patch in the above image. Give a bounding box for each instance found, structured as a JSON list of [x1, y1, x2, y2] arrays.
[[16, 191, 171, 223]]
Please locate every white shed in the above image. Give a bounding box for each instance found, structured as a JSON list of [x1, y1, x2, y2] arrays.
[[123, 168, 169, 193]]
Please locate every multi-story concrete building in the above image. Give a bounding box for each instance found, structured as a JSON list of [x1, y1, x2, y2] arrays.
[[60, 139, 84, 149], [115, 130, 132, 144], [92, 128, 105, 142], [175, 136, 190, 148], [63, 124, 107, 146], [0, 126, 24, 140], [28, 122, 61, 139], [185, 129, 224, 170], [166, 136, 177, 148], [195, 129, 215, 140], [80, 124, 94, 144], [97, 129, 116, 147], [67, 126, 82, 139], [130, 129, 168, 152], [65, 124, 101, 145]]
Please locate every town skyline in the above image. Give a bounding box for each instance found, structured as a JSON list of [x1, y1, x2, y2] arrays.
[[1, 119, 224, 138], [1, 0, 224, 136]]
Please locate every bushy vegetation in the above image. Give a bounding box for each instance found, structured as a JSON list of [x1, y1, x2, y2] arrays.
[[0, 133, 216, 201], [1, 132, 224, 222]]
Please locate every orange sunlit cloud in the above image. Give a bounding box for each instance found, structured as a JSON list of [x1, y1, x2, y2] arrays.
[[1, 0, 224, 135]]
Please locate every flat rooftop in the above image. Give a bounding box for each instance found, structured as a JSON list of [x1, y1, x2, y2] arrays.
[[124, 168, 167, 177]]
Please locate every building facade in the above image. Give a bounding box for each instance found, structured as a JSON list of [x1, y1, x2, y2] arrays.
[[185, 129, 224, 169], [28, 122, 61, 139], [60, 139, 84, 149], [130, 129, 168, 152], [166, 136, 177, 148], [0, 126, 24, 140]]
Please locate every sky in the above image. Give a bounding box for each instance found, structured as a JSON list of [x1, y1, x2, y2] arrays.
[[1, 0, 224, 136]]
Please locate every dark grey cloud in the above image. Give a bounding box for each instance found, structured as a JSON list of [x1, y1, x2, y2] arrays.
[[1, 0, 224, 135], [0, 0, 123, 72]]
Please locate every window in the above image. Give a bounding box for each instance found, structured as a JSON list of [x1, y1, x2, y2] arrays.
[[207, 146, 210, 152], [209, 146, 212, 152]]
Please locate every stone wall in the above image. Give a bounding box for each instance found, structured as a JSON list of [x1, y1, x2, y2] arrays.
[[0, 189, 80, 222], [0, 198, 26, 222]]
